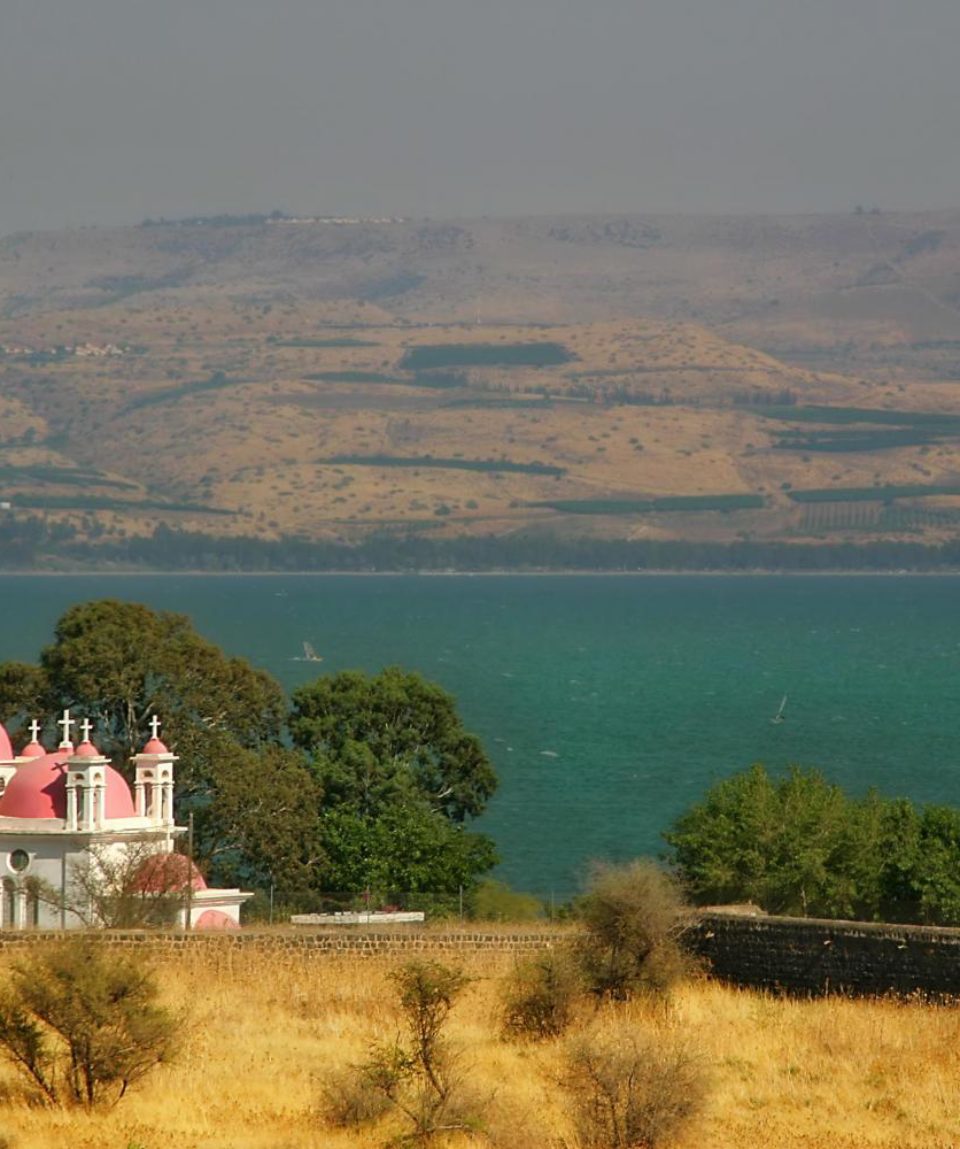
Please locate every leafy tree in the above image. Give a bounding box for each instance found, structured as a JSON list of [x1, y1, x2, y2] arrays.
[[289, 667, 497, 822], [0, 599, 285, 801], [196, 744, 324, 899], [0, 606, 498, 907], [665, 764, 960, 925], [316, 803, 497, 909], [665, 764, 861, 917], [872, 801, 960, 925], [0, 939, 179, 1107], [0, 661, 46, 718], [290, 668, 499, 904]]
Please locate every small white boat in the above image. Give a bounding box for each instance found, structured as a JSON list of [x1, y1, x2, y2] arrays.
[[771, 695, 787, 724], [293, 642, 323, 663]]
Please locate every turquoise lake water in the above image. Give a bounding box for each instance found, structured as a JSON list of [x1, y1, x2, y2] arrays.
[[1, 574, 959, 897]]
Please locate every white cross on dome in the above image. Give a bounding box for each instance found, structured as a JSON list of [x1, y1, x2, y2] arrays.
[[79, 718, 93, 744], [28, 719, 41, 744], [149, 715, 162, 740], [57, 709, 75, 747]]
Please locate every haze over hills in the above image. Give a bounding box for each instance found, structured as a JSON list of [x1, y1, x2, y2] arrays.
[[3, 211, 960, 566]]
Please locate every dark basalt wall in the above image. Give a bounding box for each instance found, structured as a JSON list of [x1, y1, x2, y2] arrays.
[[687, 911, 960, 997], [1, 915, 959, 997]]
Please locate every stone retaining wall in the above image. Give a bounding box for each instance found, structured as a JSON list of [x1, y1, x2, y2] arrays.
[[4, 914, 960, 996], [0, 928, 567, 957], [687, 911, 960, 997]]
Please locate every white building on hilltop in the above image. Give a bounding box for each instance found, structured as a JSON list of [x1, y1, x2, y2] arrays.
[[0, 711, 250, 930]]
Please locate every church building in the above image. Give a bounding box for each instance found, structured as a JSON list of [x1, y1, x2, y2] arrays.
[[0, 710, 250, 930]]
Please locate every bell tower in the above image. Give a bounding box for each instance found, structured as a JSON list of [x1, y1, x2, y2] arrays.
[[133, 716, 177, 828], [65, 716, 110, 832]]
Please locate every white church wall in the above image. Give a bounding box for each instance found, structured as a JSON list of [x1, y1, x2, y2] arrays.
[[0, 837, 85, 929], [0, 713, 253, 931]]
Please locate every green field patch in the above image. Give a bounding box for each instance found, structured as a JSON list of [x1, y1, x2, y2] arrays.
[[320, 454, 565, 476], [773, 428, 946, 452], [789, 484, 960, 504], [271, 337, 379, 348], [410, 371, 467, 389], [799, 503, 960, 533], [122, 372, 239, 413], [757, 405, 960, 429], [442, 397, 553, 410], [306, 370, 466, 389], [531, 494, 765, 515], [0, 465, 137, 491], [11, 494, 235, 515], [400, 342, 573, 370], [307, 371, 401, 384]]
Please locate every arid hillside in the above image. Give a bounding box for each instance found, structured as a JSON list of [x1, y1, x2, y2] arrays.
[[3, 211, 960, 558]]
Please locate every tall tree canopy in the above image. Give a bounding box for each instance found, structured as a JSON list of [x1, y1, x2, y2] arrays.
[[665, 763, 960, 925], [0, 599, 286, 799], [289, 667, 497, 822], [290, 667, 498, 904]]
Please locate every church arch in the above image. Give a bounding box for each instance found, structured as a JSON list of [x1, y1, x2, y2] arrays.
[[2, 878, 15, 929], [25, 879, 40, 927]]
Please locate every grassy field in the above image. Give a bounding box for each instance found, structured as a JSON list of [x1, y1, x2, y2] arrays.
[[1, 937, 958, 1149]]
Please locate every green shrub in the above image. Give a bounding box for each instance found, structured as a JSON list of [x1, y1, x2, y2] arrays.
[[789, 483, 960, 503], [471, 879, 544, 922], [318, 454, 565, 476], [531, 494, 764, 515], [0, 939, 180, 1107]]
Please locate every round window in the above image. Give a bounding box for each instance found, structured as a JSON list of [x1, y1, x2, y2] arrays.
[[9, 850, 29, 873]]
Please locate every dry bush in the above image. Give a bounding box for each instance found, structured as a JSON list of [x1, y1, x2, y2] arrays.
[[576, 860, 693, 1001], [501, 949, 581, 1040], [563, 1024, 708, 1149], [349, 960, 487, 1145], [322, 1065, 392, 1127]]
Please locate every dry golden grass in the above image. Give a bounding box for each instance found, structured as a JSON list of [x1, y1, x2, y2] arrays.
[[1, 940, 959, 1149]]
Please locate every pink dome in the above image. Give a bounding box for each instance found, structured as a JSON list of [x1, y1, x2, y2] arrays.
[[75, 741, 99, 758], [0, 751, 136, 820], [0, 724, 12, 761], [133, 852, 206, 893], [20, 741, 46, 759], [141, 738, 169, 755], [194, 909, 238, 931]]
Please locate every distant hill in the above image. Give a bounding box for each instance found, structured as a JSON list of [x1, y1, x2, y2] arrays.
[[3, 211, 960, 567]]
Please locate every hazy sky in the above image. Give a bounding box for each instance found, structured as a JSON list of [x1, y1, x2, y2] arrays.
[[3, 0, 960, 235]]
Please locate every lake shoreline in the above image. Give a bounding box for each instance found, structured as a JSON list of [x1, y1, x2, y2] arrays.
[[2, 568, 960, 578]]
